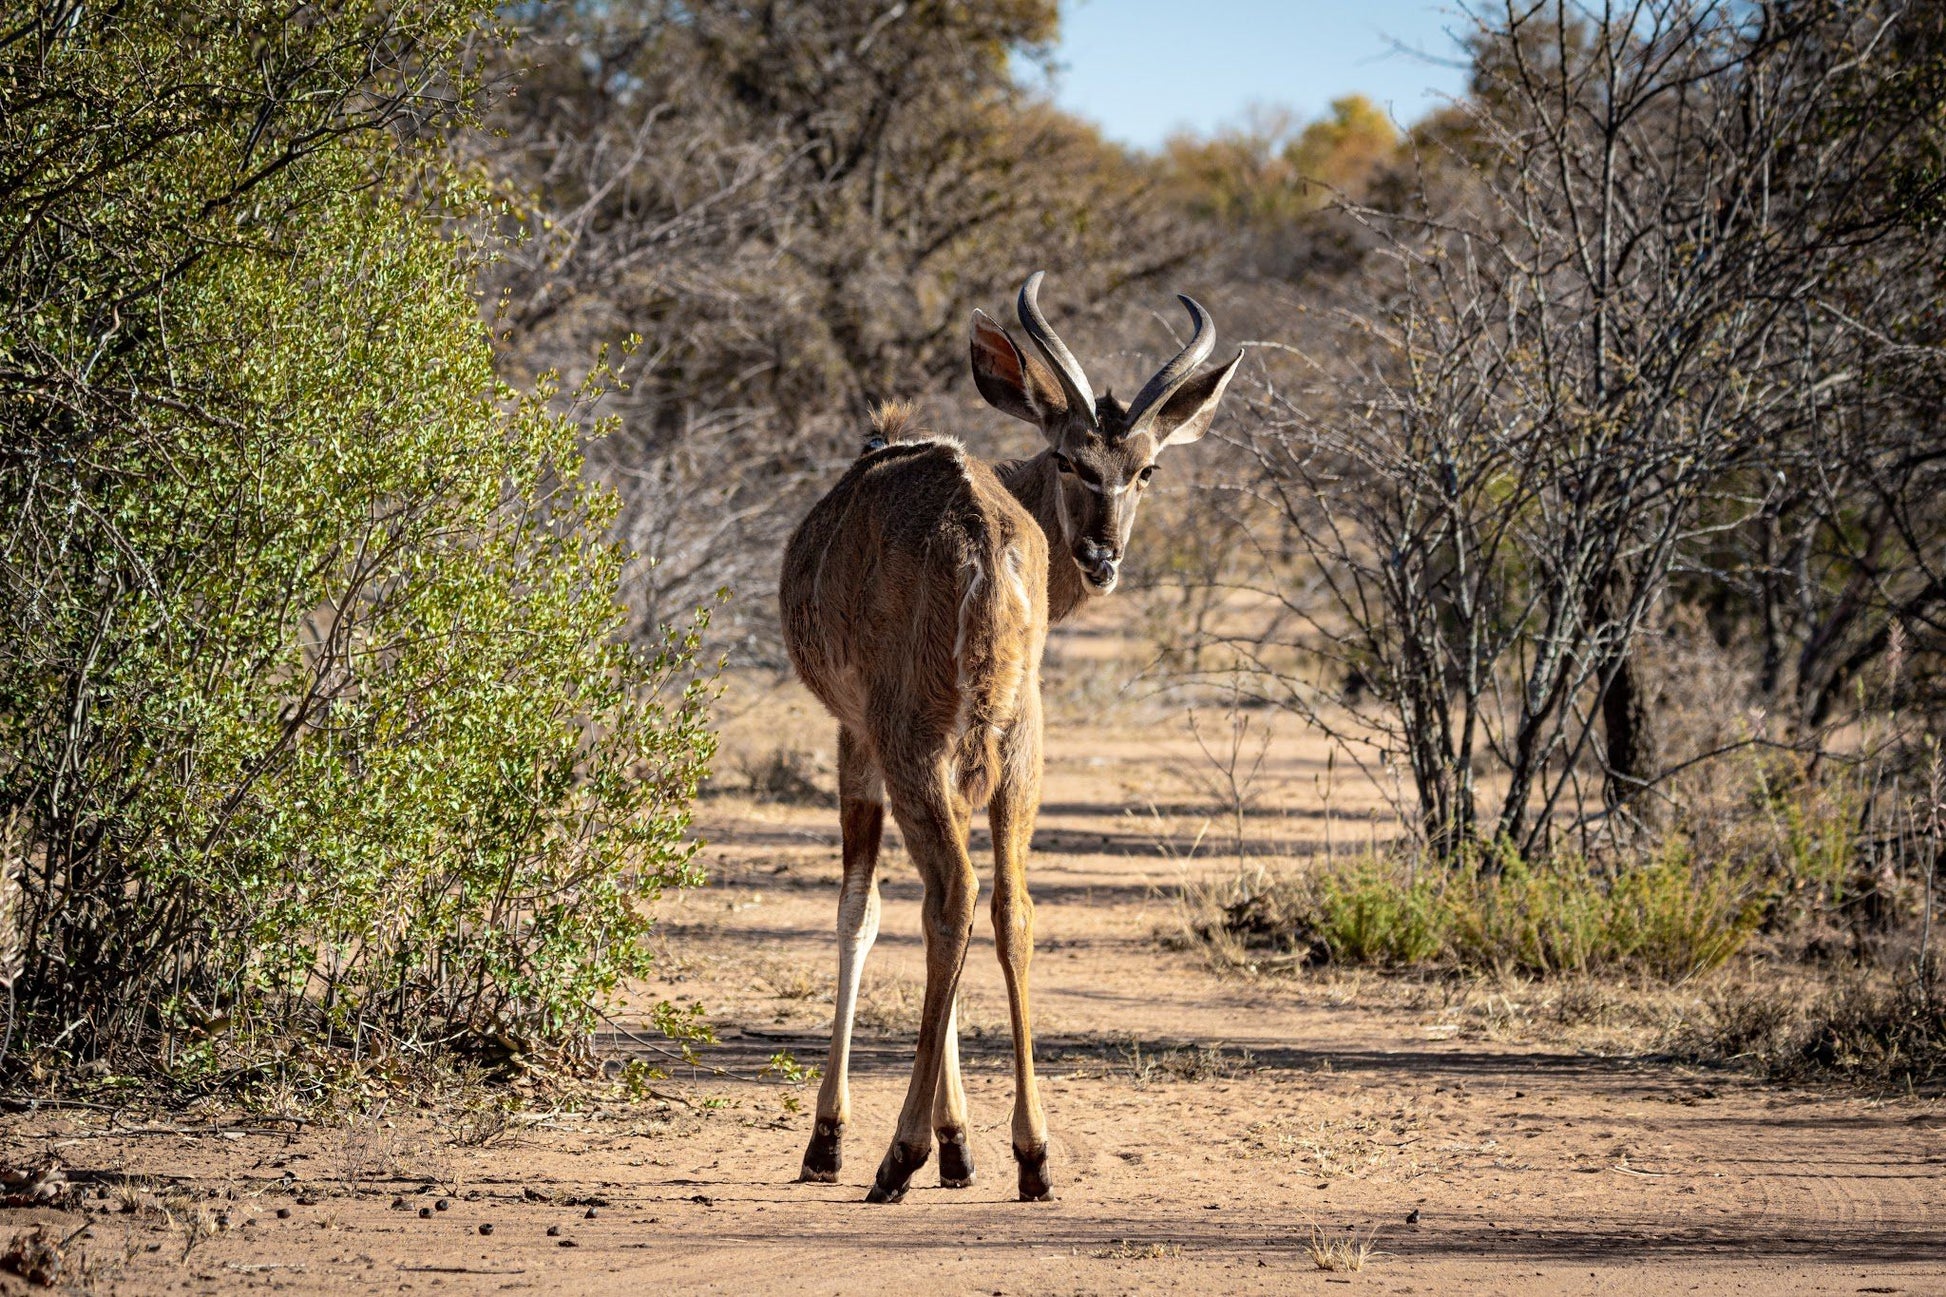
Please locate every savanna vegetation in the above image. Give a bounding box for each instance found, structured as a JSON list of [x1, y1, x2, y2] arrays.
[[0, 1, 712, 1091], [2, 0, 1942, 1099]]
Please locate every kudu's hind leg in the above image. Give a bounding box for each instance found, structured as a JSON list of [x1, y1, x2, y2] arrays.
[[867, 768, 977, 1203], [800, 728, 883, 1184], [933, 993, 974, 1187], [989, 696, 1052, 1200]]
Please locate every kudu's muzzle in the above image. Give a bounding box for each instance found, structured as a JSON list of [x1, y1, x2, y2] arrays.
[[1078, 539, 1119, 588]]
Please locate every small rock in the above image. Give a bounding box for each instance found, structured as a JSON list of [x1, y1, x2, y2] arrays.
[[418, 1207, 432, 1219], [478, 1223, 494, 1236], [557, 1238, 579, 1248], [1406, 1209, 1422, 1225], [275, 1208, 292, 1220], [583, 1208, 598, 1220], [546, 1225, 561, 1237], [391, 1197, 408, 1211], [295, 1195, 318, 1207], [435, 1198, 450, 1212]]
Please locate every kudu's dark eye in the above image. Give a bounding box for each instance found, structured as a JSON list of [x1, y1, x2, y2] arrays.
[[1138, 465, 1157, 484], [1053, 452, 1074, 474]]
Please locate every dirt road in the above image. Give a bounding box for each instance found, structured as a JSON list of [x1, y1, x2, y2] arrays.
[[2, 683, 1941, 1294]]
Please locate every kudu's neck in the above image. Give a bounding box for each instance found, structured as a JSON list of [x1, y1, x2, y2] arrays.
[[998, 450, 1089, 624]]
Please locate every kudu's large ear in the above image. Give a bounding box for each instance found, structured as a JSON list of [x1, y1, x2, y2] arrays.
[[1149, 348, 1245, 448], [971, 309, 1068, 431]]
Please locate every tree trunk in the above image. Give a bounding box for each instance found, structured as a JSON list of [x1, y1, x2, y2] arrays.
[[1598, 564, 1661, 830], [1601, 647, 1661, 828]]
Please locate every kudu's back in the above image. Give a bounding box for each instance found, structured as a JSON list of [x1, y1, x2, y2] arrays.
[[779, 422, 1047, 807]]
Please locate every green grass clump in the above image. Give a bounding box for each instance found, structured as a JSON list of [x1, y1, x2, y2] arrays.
[[1211, 841, 1767, 981]]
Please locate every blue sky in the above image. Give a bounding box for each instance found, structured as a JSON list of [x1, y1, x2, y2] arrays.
[[1032, 0, 1474, 151]]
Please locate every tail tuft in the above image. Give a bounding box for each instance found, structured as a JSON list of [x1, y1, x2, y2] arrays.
[[953, 725, 1002, 807], [862, 399, 922, 454]]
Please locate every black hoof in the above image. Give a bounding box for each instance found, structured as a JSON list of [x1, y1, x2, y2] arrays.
[[865, 1141, 929, 1204], [938, 1129, 976, 1188], [799, 1120, 843, 1183], [1014, 1143, 1053, 1202]]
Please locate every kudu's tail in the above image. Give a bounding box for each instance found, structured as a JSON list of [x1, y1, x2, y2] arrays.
[[951, 533, 1032, 808], [861, 399, 921, 454]]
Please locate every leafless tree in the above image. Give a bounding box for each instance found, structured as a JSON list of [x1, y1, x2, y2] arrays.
[[1227, 0, 1946, 861], [472, 1, 1202, 652]]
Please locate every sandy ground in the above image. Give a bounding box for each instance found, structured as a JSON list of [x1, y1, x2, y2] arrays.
[[2, 653, 1942, 1294]]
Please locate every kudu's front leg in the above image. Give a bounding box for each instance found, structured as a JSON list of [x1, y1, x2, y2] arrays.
[[801, 728, 883, 1183]]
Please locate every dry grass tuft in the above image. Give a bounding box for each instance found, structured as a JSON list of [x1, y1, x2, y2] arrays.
[[757, 959, 829, 1002], [733, 744, 833, 806], [1125, 1040, 1253, 1086], [1092, 1238, 1183, 1260], [1678, 971, 1946, 1083], [1068, 1037, 1255, 1087], [157, 1189, 228, 1262], [851, 970, 923, 1035], [1308, 1225, 1383, 1272]]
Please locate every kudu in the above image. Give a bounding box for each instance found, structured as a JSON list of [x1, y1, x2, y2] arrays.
[[779, 273, 1243, 1203]]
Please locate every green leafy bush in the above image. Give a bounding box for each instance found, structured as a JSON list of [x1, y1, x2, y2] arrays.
[[0, 2, 712, 1077]]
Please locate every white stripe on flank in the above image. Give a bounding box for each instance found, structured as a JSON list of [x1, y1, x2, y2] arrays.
[[954, 554, 984, 668], [953, 555, 985, 746], [1003, 544, 1030, 616]]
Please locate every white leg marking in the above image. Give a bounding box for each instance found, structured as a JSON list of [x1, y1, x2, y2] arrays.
[[824, 867, 882, 1123]]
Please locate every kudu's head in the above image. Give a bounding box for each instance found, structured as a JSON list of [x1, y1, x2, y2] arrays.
[[970, 272, 1243, 595]]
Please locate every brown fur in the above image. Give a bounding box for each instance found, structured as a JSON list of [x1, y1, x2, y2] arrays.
[[780, 433, 1050, 1202], [782, 436, 1043, 805], [781, 286, 1240, 1204]]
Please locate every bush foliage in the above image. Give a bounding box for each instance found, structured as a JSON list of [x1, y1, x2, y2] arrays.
[[0, 2, 712, 1077], [1207, 844, 1767, 981]]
